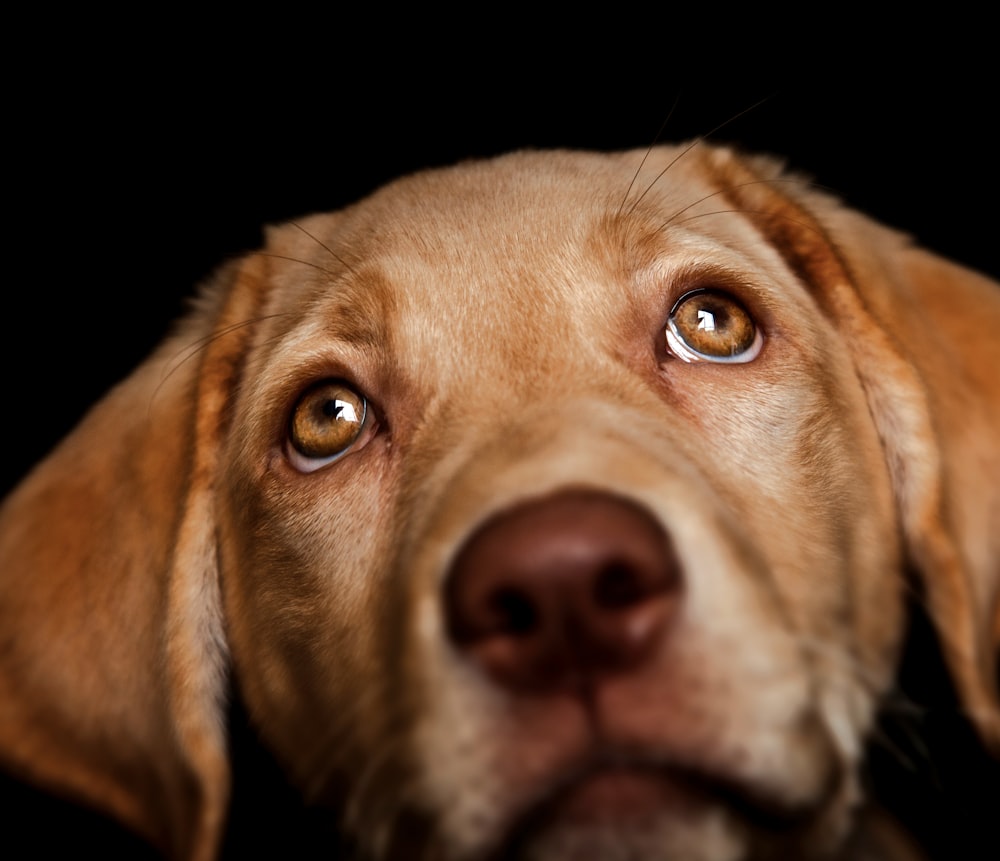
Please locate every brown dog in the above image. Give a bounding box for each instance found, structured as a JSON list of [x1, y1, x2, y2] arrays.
[[1, 145, 998, 860]]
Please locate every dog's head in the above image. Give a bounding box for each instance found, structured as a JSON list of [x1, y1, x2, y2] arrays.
[[1, 146, 998, 860]]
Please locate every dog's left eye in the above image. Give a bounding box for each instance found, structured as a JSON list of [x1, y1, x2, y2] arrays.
[[664, 289, 763, 364], [286, 380, 371, 472]]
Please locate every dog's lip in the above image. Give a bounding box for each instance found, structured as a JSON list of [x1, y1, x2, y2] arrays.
[[545, 764, 710, 825], [492, 751, 838, 858]]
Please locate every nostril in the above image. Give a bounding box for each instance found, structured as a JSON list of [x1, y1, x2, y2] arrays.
[[490, 587, 538, 636], [595, 561, 661, 609]]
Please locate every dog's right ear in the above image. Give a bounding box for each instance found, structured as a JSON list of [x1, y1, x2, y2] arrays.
[[702, 147, 1000, 753], [0, 250, 272, 860]]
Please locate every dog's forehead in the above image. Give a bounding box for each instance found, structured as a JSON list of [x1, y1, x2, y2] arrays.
[[312, 149, 665, 276], [266, 146, 733, 293], [254, 147, 789, 391]]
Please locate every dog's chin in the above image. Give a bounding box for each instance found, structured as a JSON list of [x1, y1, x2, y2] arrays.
[[482, 762, 845, 861], [499, 769, 737, 861]]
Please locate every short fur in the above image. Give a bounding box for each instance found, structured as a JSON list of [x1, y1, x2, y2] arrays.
[[1, 145, 998, 860]]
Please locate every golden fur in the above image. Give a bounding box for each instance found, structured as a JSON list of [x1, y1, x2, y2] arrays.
[[1, 145, 998, 860]]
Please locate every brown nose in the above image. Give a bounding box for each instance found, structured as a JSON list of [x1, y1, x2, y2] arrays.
[[444, 490, 680, 693]]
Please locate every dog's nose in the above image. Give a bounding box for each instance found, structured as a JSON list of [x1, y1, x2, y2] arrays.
[[444, 490, 680, 693]]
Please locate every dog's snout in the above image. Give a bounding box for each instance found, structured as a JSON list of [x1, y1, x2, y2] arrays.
[[444, 490, 680, 692]]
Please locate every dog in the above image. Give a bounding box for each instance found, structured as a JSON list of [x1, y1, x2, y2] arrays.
[[0, 144, 998, 861]]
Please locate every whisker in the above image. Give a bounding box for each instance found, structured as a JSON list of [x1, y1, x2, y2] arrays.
[[301, 696, 383, 801], [289, 219, 360, 277], [339, 735, 401, 825], [868, 721, 928, 776], [794, 633, 889, 696], [658, 177, 806, 229], [341, 732, 425, 861], [150, 233, 353, 410], [670, 207, 828, 241], [867, 685, 938, 779], [791, 629, 941, 779], [258, 251, 339, 278], [624, 93, 776, 218], [617, 93, 681, 217], [147, 313, 291, 413]]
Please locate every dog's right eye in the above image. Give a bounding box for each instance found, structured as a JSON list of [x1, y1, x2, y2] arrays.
[[286, 381, 371, 472], [664, 289, 763, 364]]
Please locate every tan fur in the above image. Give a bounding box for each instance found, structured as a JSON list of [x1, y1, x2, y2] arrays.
[[1, 145, 996, 860]]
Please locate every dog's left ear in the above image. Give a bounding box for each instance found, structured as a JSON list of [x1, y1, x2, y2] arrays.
[[703, 148, 1000, 751], [0, 251, 270, 859]]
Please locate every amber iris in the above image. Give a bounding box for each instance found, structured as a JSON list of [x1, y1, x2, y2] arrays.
[[666, 290, 760, 363], [289, 381, 367, 459]]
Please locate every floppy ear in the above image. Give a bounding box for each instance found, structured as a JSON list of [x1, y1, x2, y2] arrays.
[[0, 252, 269, 859], [703, 147, 1000, 751]]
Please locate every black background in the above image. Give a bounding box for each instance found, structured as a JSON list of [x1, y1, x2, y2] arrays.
[[3, 16, 999, 860]]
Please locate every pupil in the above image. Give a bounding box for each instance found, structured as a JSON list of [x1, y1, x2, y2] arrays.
[[705, 303, 730, 329], [323, 399, 345, 419]]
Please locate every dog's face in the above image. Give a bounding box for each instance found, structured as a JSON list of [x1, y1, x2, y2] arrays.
[[219, 149, 903, 859], [1, 145, 998, 861]]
